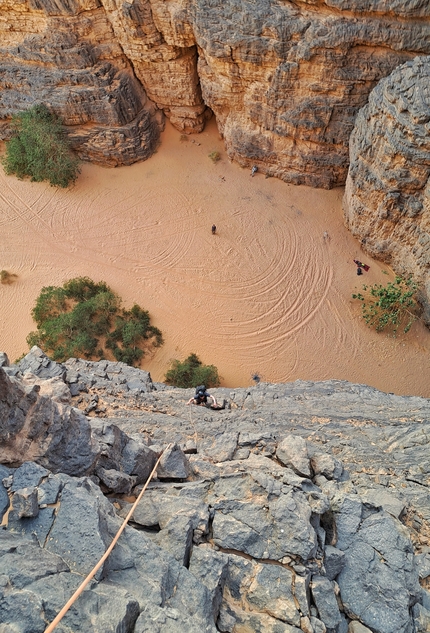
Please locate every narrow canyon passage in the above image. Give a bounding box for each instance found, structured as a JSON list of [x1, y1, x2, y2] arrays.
[[0, 120, 429, 396]]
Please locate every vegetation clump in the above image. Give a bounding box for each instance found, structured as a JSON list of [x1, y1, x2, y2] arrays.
[[27, 277, 163, 365], [0, 270, 18, 285], [2, 104, 80, 188], [165, 353, 220, 388], [352, 276, 419, 335], [208, 151, 221, 163]]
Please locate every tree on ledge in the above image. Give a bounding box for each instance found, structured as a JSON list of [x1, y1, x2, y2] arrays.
[[2, 104, 80, 188]]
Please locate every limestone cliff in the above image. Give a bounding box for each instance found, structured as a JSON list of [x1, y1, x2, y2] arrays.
[[344, 56, 430, 320], [0, 0, 429, 184]]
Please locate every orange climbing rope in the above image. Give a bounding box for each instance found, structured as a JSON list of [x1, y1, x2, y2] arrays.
[[44, 445, 170, 633]]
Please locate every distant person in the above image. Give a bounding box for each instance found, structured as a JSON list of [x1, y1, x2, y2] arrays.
[[212, 224, 217, 235], [187, 385, 217, 407], [357, 267, 363, 276], [251, 165, 258, 177], [354, 259, 369, 272]]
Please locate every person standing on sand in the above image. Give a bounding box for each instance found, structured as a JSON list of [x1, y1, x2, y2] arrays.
[[212, 224, 217, 235]]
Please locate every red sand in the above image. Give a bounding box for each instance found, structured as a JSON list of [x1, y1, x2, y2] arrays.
[[1, 120, 429, 396]]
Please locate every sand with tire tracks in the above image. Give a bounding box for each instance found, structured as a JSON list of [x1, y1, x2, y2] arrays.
[[0, 119, 429, 396]]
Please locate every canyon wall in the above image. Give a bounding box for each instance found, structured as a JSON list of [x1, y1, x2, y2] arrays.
[[0, 0, 429, 184], [344, 56, 430, 320]]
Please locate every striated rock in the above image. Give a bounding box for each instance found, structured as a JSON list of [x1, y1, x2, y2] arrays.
[[344, 56, 430, 317], [1, 1, 430, 183], [0, 25, 163, 166]]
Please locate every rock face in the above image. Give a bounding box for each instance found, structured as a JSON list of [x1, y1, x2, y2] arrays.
[[344, 56, 430, 319], [0, 1, 429, 183], [1, 352, 430, 632], [0, 8, 164, 165]]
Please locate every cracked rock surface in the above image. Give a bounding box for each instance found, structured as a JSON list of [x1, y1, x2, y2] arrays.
[[1, 349, 430, 632]]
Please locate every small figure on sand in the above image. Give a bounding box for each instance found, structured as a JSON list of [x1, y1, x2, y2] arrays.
[[251, 165, 258, 177], [353, 259, 369, 272], [323, 231, 330, 242], [212, 224, 217, 235]]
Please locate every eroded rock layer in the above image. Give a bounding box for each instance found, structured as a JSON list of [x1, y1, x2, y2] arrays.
[[0, 0, 429, 180], [344, 56, 430, 319]]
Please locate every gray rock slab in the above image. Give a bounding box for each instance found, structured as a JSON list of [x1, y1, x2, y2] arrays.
[[337, 511, 420, 633], [311, 452, 343, 481], [37, 474, 63, 505], [198, 432, 239, 462], [10, 462, 49, 492], [45, 477, 116, 579], [189, 546, 229, 621], [154, 515, 193, 566], [359, 488, 406, 519], [7, 506, 56, 547], [96, 467, 135, 495], [247, 563, 301, 627], [17, 346, 65, 380], [211, 474, 317, 560], [0, 532, 69, 589], [415, 552, 430, 579], [157, 443, 190, 479], [276, 435, 311, 478], [412, 604, 430, 633], [324, 544, 346, 580], [310, 575, 341, 629]]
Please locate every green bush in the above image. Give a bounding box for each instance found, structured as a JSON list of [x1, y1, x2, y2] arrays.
[[27, 277, 163, 365], [165, 353, 220, 388], [2, 104, 80, 188], [352, 276, 419, 335]]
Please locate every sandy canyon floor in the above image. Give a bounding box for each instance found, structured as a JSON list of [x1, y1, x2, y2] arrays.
[[0, 119, 429, 397]]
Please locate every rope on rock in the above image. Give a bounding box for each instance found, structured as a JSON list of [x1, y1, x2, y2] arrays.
[[44, 444, 170, 633]]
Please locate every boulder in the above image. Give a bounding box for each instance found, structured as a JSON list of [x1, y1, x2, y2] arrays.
[[276, 435, 311, 478], [12, 488, 39, 519], [17, 347, 65, 380], [156, 443, 190, 480]]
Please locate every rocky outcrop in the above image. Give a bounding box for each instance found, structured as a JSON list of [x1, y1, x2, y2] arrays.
[[0, 12, 163, 165], [0, 0, 429, 182], [344, 56, 430, 318], [1, 352, 430, 632]]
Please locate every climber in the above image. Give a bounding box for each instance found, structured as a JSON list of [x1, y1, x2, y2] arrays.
[[187, 385, 218, 407]]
